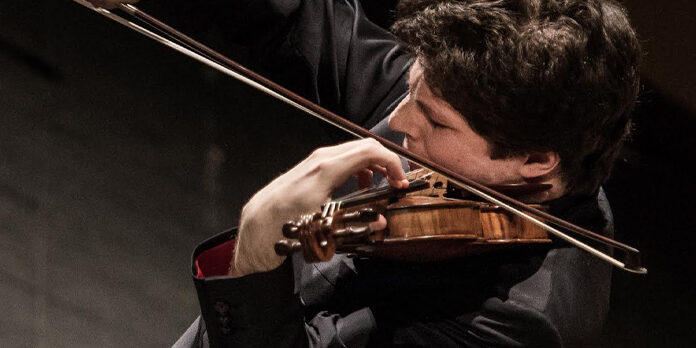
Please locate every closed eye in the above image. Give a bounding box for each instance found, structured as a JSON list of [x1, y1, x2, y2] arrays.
[[416, 100, 448, 129]]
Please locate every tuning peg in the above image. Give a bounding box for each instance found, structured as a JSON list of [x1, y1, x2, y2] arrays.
[[274, 239, 302, 256], [341, 208, 379, 223], [282, 221, 301, 238], [333, 226, 371, 240]]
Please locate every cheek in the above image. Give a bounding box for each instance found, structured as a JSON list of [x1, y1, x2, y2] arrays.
[[422, 134, 452, 159], [422, 133, 500, 183], [422, 133, 470, 169]]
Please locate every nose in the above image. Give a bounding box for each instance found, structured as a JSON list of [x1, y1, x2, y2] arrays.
[[388, 94, 422, 141]]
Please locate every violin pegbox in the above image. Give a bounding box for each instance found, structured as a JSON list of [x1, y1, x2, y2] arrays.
[[274, 204, 380, 263]]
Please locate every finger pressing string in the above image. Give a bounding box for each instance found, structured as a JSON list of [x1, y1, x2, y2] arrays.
[[354, 168, 374, 190]]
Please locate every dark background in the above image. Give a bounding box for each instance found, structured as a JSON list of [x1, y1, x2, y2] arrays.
[[1, 1, 694, 347]]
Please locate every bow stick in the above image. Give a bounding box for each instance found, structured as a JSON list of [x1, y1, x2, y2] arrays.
[[73, 0, 647, 274]]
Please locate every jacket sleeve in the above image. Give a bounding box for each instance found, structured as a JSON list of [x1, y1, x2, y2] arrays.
[[177, 229, 377, 348]]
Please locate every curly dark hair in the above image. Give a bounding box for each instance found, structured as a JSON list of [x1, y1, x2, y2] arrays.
[[392, 0, 640, 195]]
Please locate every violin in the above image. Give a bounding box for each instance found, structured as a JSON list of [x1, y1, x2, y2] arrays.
[[73, 1, 647, 274], [275, 171, 552, 263]]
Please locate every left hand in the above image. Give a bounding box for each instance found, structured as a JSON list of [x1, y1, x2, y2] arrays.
[[231, 138, 408, 276]]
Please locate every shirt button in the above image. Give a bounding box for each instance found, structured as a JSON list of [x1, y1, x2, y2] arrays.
[[214, 299, 233, 335], [214, 300, 230, 314]]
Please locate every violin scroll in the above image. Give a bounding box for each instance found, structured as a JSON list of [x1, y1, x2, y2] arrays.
[[274, 208, 381, 262]]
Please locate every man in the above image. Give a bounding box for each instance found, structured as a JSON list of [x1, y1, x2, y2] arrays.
[[89, 0, 640, 346]]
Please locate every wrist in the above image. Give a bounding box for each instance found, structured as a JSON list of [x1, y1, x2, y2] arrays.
[[231, 244, 287, 276], [230, 207, 287, 276]]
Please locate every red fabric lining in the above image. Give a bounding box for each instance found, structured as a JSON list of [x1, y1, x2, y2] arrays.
[[195, 238, 236, 278]]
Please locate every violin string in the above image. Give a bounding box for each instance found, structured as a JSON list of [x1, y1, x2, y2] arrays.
[[332, 169, 427, 205], [73, 1, 645, 274], [335, 187, 374, 201], [322, 203, 331, 218]]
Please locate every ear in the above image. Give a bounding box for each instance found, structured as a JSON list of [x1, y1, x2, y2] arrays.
[[518, 151, 561, 180]]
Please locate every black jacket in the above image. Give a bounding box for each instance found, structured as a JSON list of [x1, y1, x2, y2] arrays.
[[173, 1, 614, 347]]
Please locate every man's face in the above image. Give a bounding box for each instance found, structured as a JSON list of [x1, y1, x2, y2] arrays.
[[388, 61, 526, 185]]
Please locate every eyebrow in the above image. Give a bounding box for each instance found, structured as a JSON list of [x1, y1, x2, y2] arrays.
[[407, 67, 443, 123]]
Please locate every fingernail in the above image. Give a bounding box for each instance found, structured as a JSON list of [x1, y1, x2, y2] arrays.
[[400, 179, 409, 188]]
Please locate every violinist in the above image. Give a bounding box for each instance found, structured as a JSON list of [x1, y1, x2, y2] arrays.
[[88, 0, 640, 347]]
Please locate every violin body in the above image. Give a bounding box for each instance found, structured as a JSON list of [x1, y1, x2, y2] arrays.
[[344, 196, 551, 262], [276, 172, 552, 263]]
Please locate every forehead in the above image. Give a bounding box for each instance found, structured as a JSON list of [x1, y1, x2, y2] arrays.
[[407, 60, 460, 116]]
